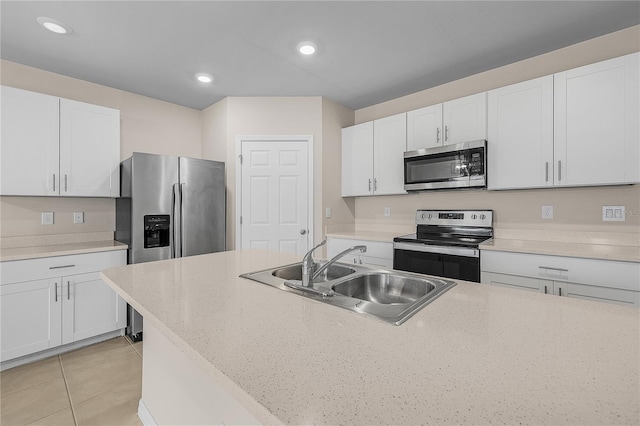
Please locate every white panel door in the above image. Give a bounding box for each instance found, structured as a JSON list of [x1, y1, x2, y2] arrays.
[[59, 98, 120, 197], [373, 113, 407, 195], [341, 122, 374, 196], [554, 53, 638, 186], [0, 279, 62, 362], [61, 272, 126, 345], [406, 104, 443, 151], [443, 92, 487, 145], [487, 76, 554, 189], [240, 140, 310, 255], [0, 86, 59, 196]]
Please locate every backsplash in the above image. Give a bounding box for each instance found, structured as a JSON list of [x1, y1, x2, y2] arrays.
[[353, 184, 640, 235]]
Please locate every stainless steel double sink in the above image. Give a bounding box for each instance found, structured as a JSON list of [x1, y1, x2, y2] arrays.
[[240, 262, 455, 325]]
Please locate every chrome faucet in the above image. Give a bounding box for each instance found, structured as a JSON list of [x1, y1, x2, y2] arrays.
[[302, 243, 367, 287], [301, 239, 327, 287]]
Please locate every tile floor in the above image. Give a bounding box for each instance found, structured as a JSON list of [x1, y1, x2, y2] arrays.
[[1, 337, 142, 426]]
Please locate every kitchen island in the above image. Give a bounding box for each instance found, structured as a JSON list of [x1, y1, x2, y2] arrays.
[[101, 249, 639, 425]]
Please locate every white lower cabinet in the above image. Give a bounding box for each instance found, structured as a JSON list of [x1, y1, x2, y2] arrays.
[[0, 250, 126, 362], [327, 237, 393, 269], [481, 250, 640, 307]]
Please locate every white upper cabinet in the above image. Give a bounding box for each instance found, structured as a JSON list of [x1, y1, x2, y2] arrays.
[[341, 113, 406, 197], [341, 121, 374, 196], [60, 99, 121, 197], [1, 86, 60, 196], [372, 113, 406, 195], [406, 104, 442, 151], [407, 92, 487, 151], [442, 92, 487, 146], [0, 86, 121, 197], [554, 52, 639, 186], [487, 76, 554, 190]]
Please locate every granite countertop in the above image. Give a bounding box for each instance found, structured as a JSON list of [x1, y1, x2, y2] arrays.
[[101, 249, 640, 425], [0, 240, 128, 262]]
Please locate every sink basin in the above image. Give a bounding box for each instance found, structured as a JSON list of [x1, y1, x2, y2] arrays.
[[331, 273, 433, 304], [240, 262, 455, 325], [272, 263, 355, 283]]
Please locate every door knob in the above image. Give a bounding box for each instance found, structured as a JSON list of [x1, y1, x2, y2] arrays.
[[300, 229, 307, 235]]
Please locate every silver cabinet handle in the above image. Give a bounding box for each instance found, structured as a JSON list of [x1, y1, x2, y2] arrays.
[[368, 179, 372, 192], [53, 174, 56, 192], [67, 281, 71, 300], [444, 125, 449, 142], [558, 287, 563, 297], [544, 285, 548, 294], [436, 127, 440, 144], [374, 178, 377, 191], [539, 266, 568, 272], [55, 282, 58, 302], [64, 174, 68, 192], [300, 229, 307, 235], [49, 264, 75, 270], [557, 161, 562, 181], [545, 162, 549, 182]]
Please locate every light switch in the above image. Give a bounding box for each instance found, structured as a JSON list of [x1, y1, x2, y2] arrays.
[[384, 207, 391, 217], [541, 205, 553, 219]]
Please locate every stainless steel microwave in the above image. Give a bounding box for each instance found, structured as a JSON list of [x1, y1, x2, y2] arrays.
[[404, 140, 486, 191]]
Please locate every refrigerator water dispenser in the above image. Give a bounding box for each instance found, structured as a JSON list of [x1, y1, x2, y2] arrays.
[[144, 215, 170, 248]]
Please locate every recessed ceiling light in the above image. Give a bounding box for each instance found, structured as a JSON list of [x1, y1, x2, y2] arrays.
[[195, 73, 214, 83], [37, 17, 72, 35], [297, 41, 317, 56]]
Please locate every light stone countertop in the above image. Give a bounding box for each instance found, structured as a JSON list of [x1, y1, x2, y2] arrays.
[[480, 238, 640, 263], [325, 230, 403, 242], [0, 240, 128, 262], [101, 249, 640, 425]]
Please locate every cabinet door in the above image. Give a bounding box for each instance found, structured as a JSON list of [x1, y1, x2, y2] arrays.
[[0, 86, 59, 196], [554, 53, 639, 186], [487, 76, 554, 189], [373, 113, 407, 195], [481, 271, 551, 294], [341, 122, 374, 196], [442, 92, 487, 145], [0, 279, 62, 362], [554, 281, 638, 306], [59, 99, 121, 197], [61, 272, 127, 345], [407, 104, 442, 151]]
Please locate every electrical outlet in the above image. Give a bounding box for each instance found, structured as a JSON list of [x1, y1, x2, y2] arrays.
[[325, 207, 331, 218], [384, 207, 391, 217], [73, 212, 84, 224], [41, 212, 54, 225], [603, 206, 625, 222], [541, 205, 553, 219]]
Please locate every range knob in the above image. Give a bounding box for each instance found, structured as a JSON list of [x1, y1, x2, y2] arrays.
[[480, 214, 486, 220], [421, 213, 426, 219], [471, 214, 477, 219]]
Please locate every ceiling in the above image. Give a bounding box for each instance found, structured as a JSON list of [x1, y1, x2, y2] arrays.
[[1, 1, 638, 111]]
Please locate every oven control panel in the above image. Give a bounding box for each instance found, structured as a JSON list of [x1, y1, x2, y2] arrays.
[[416, 210, 492, 227]]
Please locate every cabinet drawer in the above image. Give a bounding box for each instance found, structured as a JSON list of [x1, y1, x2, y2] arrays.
[[1, 250, 126, 285], [481, 250, 640, 292], [327, 237, 393, 260]]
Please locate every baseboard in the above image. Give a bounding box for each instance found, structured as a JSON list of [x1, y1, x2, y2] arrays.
[[1, 328, 125, 371], [137, 398, 157, 426]]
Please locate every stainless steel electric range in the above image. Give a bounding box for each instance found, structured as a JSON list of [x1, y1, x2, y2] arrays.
[[393, 210, 493, 282]]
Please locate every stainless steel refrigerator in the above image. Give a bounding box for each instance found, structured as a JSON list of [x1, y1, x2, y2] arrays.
[[115, 152, 226, 340]]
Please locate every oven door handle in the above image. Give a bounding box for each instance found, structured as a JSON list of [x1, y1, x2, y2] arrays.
[[393, 242, 479, 258]]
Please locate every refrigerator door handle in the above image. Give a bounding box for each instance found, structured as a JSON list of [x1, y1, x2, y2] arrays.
[[172, 183, 182, 258], [180, 183, 186, 258]]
